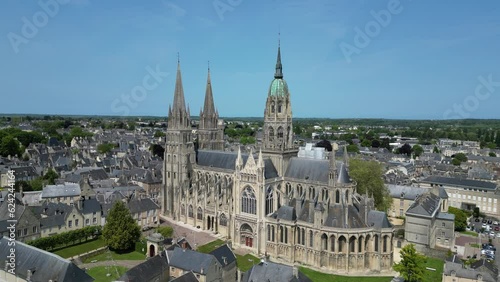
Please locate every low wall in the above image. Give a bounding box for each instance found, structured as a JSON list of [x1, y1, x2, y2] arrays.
[[70, 246, 108, 263]]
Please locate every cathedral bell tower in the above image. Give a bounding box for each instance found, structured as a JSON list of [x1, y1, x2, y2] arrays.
[[198, 64, 224, 151], [262, 42, 297, 175], [162, 58, 195, 219]]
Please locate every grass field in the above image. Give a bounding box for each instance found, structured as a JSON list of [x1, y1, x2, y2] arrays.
[[236, 254, 260, 272], [422, 257, 444, 282], [52, 238, 107, 258], [196, 239, 226, 253], [83, 249, 145, 263], [87, 266, 128, 282], [300, 267, 393, 282], [460, 231, 479, 237]]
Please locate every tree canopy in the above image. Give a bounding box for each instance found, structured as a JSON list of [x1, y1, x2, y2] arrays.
[[447, 206, 467, 232], [102, 201, 141, 251], [393, 244, 427, 282], [349, 158, 392, 212]]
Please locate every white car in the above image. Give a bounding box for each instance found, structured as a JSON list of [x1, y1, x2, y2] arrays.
[[496, 233, 500, 238], [482, 223, 488, 229], [490, 231, 496, 237]]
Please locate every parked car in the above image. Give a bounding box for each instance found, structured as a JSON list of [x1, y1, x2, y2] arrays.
[[496, 233, 500, 238], [488, 220, 493, 224], [490, 231, 496, 237], [494, 221, 499, 225], [482, 223, 488, 229], [475, 218, 481, 222], [483, 219, 488, 223], [494, 226, 499, 231]]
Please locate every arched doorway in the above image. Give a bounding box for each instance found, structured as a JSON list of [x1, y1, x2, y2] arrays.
[[240, 224, 253, 247], [149, 244, 155, 257]]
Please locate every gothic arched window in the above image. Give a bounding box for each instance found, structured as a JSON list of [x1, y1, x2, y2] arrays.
[[197, 207, 203, 220], [188, 205, 193, 218], [265, 186, 274, 215], [268, 127, 274, 142], [241, 186, 257, 215], [220, 213, 227, 226]]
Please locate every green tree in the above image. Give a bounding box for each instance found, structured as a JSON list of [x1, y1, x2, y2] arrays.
[[489, 152, 497, 157], [433, 146, 440, 154], [393, 244, 427, 282], [346, 144, 359, 153], [102, 201, 141, 251], [447, 207, 467, 231], [156, 226, 174, 238], [30, 178, 44, 191], [0, 135, 21, 157], [97, 143, 116, 154], [411, 145, 423, 158], [154, 130, 166, 138], [43, 169, 59, 185], [150, 144, 165, 159], [453, 153, 468, 162], [349, 159, 392, 212], [452, 158, 462, 166], [361, 139, 371, 147]]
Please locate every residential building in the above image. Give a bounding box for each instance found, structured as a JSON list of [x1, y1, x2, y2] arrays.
[[405, 188, 455, 250], [419, 176, 499, 217]]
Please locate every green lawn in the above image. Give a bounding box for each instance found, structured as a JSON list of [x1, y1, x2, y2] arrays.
[[300, 267, 393, 282], [470, 243, 481, 248], [83, 249, 146, 263], [422, 257, 444, 282], [236, 254, 260, 272], [87, 266, 128, 282], [460, 231, 478, 237], [52, 238, 107, 258], [196, 239, 226, 253]]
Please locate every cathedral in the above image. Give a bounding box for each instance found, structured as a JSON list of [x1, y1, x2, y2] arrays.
[[161, 44, 394, 274]]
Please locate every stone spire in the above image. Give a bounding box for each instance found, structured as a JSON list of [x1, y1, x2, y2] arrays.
[[168, 58, 190, 129], [173, 60, 187, 116], [343, 145, 349, 167], [257, 148, 264, 168], [202, 65, 216, 120], [274, 37, 283, 79], [236, 146, 243, 169]]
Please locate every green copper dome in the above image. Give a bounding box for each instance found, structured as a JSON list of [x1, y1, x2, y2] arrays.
[[269, 78, 289, 97]]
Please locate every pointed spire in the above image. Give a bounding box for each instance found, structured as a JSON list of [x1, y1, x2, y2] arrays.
[[245, 148, 256, 168], [343, 145, 349, 167], [257, 148, 264, 168], [202, 62, 216, 117], [172, 57, 187, 118], [236, 146, 243, 168], [274, 36, 283, 79]]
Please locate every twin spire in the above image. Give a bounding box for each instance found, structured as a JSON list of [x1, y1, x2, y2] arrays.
[[169, 57, 215, 130]]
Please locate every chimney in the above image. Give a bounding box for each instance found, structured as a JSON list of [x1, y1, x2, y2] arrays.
[[27, 270, 32, 281]]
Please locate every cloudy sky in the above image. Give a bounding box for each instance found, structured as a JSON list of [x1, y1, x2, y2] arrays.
[[1, 0, 500, 119]]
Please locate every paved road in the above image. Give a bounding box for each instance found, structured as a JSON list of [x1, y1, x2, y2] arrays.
[[159, 215, 221, 250]]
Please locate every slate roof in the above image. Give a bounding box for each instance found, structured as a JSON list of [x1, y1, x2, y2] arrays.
[[209, 244, 236, 268], [436, 212, 455, 221], [406, 192, 441, 218], [241, 261, 312, 282], [80, 198, 102, 214], [196, 150, 278, 179], [285, 158, 350, 184], [367, 210, 392, 228], [471, 258, 499, 278], [0, 236, 94, 282], [444, 260, 496, 282], [168, 247, 217, 275], [421, 176, 497, 190], [285, 158, 329, 183], [42, 183, 81, 198], [273, 205, 297, 221], [388, 185, 427, 200], [170, 271, 199, 282], [128, 198, 160, 214], [118, 255, 168, 282]]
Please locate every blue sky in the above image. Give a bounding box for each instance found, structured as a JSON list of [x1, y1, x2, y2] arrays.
[[1, 0, 500, 119]]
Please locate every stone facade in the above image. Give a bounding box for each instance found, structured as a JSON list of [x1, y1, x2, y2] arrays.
[[161, 45, 394, 274]]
